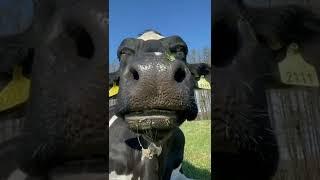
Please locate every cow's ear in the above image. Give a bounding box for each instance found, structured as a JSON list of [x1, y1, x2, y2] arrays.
[[188, 63, 211, 89], [117, 38, 137, 61], [109, 70, 120, 98], [247, 5, 320, 50]]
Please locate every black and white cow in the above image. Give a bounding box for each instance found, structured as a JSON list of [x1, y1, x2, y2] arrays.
[[109, 30, 210, 180]]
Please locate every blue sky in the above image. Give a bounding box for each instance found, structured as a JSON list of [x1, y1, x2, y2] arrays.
[[109, 0, 211, 64]]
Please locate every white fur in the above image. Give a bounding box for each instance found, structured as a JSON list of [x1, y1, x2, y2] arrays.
[[109, 115, 118, 127], [170, 164, 194, 180], [154, 52, 163, 56], [137, 31, 164, 41], [109, 171, 138, 180]]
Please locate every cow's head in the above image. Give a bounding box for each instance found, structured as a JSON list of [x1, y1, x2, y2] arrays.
[[213, 0, 320, 179], [109, 30, 210, 140]]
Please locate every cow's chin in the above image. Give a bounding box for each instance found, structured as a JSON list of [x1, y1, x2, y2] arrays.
[[124, 109, 181, 141]]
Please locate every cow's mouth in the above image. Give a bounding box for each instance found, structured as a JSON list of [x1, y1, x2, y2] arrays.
[[124, 109, 179, 140], [125, 110, 178, 130]]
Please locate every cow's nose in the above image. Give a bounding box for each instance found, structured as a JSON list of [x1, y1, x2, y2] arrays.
[[117, 54, 196, 118], [126, 60, 187, 84]]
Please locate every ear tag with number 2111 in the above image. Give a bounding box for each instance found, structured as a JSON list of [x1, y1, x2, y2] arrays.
[[278, 43, 319, 87], [197, 75, 211, 89]]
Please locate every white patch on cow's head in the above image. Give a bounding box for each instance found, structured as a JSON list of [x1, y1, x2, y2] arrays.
[[137, 31, 164, 41], [154, 52, 163, 56], [109, 171, 138, 180]]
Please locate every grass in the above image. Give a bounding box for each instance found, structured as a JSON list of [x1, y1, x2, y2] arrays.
[[180, 120, 211, 180]]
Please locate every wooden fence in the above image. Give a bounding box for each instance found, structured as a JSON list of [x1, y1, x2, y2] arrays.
[[194, 89, 211, 120], [267, 89, 320, 180]]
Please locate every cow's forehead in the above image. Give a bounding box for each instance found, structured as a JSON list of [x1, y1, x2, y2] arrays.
[[117, 30, 188, 60]]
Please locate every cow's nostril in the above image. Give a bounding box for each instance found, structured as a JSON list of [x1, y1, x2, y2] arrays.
[[130, 68, 139, 80], [66, 24, 94, 59], [174, 67, 186, 83]]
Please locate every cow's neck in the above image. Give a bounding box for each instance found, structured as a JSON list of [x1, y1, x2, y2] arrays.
[[109, 115, 173, 179], [137, 133, 173, 179]]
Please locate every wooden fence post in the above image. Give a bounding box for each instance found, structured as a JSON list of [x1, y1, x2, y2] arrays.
[[267, 88, 320, 180]]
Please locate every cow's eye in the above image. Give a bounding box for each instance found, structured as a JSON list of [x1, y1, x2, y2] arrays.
[[119, 48, 135, 60], [170, 45, 186, 59], [170, 45, 185, 53]]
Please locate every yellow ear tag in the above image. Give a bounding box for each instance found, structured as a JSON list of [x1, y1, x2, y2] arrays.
[[278, 43, 319, 87], [0, 66, 30, 112], [197, 75, 211, 89], [109, 83, 119, 97]]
